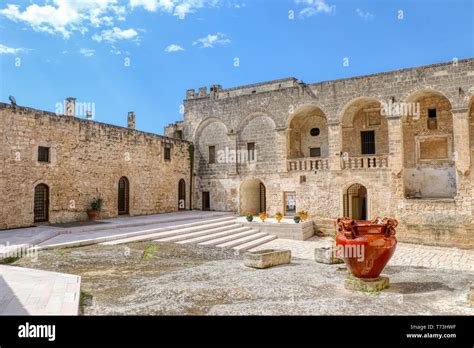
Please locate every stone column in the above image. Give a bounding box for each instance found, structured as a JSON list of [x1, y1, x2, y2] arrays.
[[387, 116, 404, 175], [327, 123, 342, 171], [452, 107, 470, 175], [275, 127, 289, 173]]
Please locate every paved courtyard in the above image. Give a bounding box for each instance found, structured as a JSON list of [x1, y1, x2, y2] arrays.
[[1, 212, 473, 315], [8, 240, 474, 316]]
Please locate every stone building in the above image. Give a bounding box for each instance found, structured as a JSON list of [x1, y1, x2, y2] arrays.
[[165, 58, 474, 248], [0, 100, 191, 229]]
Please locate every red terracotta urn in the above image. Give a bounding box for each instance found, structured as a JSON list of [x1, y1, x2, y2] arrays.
[[335, 217, 398, 279]]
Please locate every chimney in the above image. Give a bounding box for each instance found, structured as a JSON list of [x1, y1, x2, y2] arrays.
[[65, 97, 76, 116], [127, 111, 135, 129]]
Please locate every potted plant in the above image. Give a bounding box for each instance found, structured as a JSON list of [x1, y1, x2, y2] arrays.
[[299, 211, 308, 222], [259, 212, 268, 222], [245, 212, 253, 222], [87, 197, 103, 221], [293, 214, 301, 224], [275, 212, 282, 223]]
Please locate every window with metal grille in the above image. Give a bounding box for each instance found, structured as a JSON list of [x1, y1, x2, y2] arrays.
[[310, 147, 321, 157], [38, 146, 50, 162], [361, 131, 376, 155], [428, 108, 437, 130], [164, 143, 171, 160], [209, 146, 215, 164], [247, 142, 255, 161]]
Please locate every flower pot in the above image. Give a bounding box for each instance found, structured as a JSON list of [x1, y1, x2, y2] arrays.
[[336, 217, 397, 279], [246, 216, 253, 222], [275, 215, 282, 223], [293, 215, 301, 224], [87, 209, 101, 221]]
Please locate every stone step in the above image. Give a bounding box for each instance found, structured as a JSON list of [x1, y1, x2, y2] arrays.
[[216, 232, 269, 249], [101, 217, 237, 245], [233, 235, 278, 253], [197, 230, 260, 247], [172, 226, 252, 244]]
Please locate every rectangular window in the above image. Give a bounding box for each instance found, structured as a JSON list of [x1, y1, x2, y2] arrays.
[[309, 147, 321, 157], [247, 142, 255, 161], [361, 131, 376, 155], [428, 108, 437, 130], [428, 108, 437, 118], [164, 143, 171, 161], [38, 146, 50, 162], [283, 192, 296, 216], [209, 146, 216, 164]]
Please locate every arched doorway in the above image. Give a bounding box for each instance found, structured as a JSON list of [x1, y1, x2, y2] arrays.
[[240, 179, 266, 215], [118, 177, 129, 215], [343, 184, 367, 220], [178, 179, 186, 210], [34, 183, 49, 223]]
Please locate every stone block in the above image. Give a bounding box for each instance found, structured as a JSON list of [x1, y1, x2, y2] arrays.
[[344, 274, 390, 292], [314, 245, 344, 264], [243, 249, 291, 269], [469, 285, 474, 306]]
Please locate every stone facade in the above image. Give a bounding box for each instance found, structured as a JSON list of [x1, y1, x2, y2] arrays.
[[166, 58, 474, 248], [1, 103, 191, 229]]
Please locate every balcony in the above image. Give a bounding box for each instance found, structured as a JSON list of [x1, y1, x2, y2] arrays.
[[287, 157, 329, 172], [342, 155, 389, 170]]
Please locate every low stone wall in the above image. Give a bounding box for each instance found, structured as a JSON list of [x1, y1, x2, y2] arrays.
[[239, 219, 314, 240]]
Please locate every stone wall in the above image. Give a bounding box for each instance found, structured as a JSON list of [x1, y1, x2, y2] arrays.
[[1, 103, 191, 229], [168, 58, 474, 247]]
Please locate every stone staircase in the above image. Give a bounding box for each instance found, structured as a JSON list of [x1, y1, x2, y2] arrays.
[[102, 216, 277, 253]]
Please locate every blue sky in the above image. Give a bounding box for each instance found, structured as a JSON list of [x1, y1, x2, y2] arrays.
[[0, 0, 472, 134]]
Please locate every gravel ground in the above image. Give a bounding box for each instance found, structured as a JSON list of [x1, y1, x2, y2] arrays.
[[13, 242, 474, 315]]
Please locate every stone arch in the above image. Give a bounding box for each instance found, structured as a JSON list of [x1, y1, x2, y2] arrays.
[[193, 117, 230, 141], [402, 86, 455, 110], [402, 88, 456, 198], [195, 119, 232, 169], [238, 113, 276, 169], [287, 104, 329, 159], [118, 176, 130, 215], [339, 97, 388, 156], [237, 111, 277, 134], [178, 178, 186, 210], [239, 178, 266, 215], [339, 96, 383, 127], [343, 183, 368, 220]]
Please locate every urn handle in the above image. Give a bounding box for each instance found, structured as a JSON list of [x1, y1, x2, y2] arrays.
[[337, 218, 357, 239], [383, 218, 398, 237]]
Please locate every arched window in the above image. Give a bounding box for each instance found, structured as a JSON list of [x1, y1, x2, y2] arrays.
[[34, 184, 49, 223], [178, 179, 186, 210], [118, 177, 129, 215]]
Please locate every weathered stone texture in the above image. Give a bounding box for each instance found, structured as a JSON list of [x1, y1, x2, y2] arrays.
[[168, 58, 474, 248], [1, 104, 190, 229]]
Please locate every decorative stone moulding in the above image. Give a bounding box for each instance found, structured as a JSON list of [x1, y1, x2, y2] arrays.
[[336, 217, 398, 279], [243, 249, 291, 269]]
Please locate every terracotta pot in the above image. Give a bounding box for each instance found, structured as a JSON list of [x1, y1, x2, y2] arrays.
[[336, 217, 397, 279], [87, 209, 101, 221]]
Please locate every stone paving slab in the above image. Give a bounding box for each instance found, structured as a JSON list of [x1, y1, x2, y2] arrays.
[[0, 265, 81, 315], [250, 237, 474, 272]]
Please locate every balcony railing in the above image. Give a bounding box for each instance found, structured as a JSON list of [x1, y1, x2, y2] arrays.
[[287, 157, 329, 171], [342, 155, 389, 169]]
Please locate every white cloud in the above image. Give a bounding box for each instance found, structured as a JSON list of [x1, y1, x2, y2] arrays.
[[356, 8, 374, 21], [92, 27, 139, 43], [165, 44, 185, 52], [295, 0, 335, 18], [0, 43, 28, 55], [130, 0, 220, 19], [193, 32, 230, 48], [0, 1, 127, 39], [79, 48, 95, 57]]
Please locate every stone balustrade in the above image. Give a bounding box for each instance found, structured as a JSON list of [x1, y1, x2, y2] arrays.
[[342, 155, 389, 169], [287, 158, 329, 171]]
